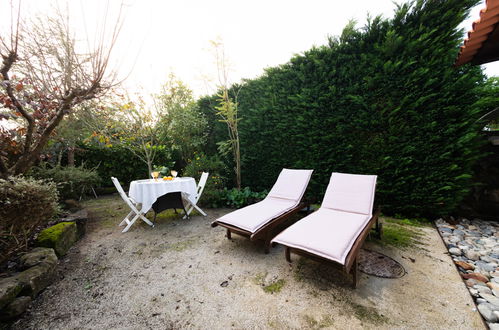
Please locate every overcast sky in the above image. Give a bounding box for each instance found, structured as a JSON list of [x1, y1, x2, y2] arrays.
[[0, 0, 496, 98]]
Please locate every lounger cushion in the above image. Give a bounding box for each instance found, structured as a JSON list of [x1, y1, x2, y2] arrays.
[[267, 168, 313, 202], [321, 173, 376, 215], [271, 208, 371, 265], [213, 168, 313, 233], [215, 198, 298, 233]]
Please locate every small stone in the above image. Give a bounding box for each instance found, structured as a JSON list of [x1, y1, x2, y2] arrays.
[[466, 279, 479, 287], [488, 322, 499, 330], [449, 248, 462, 256], [439, 227, 453, 233], [462, 272, 489, 283], [469, 288, 479, 297], [466, 231, 482, 237], [220, 281, 228, 287], [481, 256, 495, 263], [449, 236, 461, 244], [488, 282, 499, 291], [478, 303, 498, 322], [480, 293, 499, 307], [477, 262, 498, 273], [477, 298, 487, 304], [453, 229, 465, 236], [476, 285, 493, 295], [492, 278, 499, 284], [465, 250, 481, 261], [455, 261, 475, 270]]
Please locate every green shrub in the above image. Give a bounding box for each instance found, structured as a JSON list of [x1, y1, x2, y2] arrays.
[[183, 153, 231, 207], [220, 187, 268, 208], [0, 176, 59, 264], [198, 0, 489, 217], [31, 164, 101, 200]]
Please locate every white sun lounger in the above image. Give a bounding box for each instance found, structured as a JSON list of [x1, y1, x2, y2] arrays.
[[271, 172, 380, 287], [211, 168, 313, 253]]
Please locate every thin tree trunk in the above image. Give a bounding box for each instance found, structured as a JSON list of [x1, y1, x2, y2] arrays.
[[67, 146, 75, 167]]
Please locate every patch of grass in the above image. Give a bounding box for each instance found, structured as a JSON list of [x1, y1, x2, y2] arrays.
[[263, 279, 285, 294], [350, 302, 388, 325], [384, 217, 427, 227], [370, 221, 425, 249]]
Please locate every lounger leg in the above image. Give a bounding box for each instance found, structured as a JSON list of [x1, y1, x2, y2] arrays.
[[285, 247, 291, 262], [264, 242, 270, 254], [351, 258, 358, 289], [226, 229, 231, 239], [375, 217, 383, 239]]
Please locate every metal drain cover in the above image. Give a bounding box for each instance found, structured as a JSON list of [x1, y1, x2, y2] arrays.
[[358, 249, 406, 278]]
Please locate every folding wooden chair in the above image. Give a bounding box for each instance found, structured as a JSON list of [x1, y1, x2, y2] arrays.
[[182, 172, 209, 218], [111, 177, 154, 233]]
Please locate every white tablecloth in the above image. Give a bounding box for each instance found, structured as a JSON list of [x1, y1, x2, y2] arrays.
[[129, 177, 197, 213]]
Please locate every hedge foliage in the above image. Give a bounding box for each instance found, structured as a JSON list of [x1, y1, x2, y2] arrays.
[[198, 0, 490, 217]]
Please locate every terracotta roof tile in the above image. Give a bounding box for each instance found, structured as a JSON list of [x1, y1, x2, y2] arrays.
[[456, 0, 499, 66]]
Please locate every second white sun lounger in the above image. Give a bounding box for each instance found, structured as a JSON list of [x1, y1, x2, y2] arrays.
[[271, 172, 380, 287]]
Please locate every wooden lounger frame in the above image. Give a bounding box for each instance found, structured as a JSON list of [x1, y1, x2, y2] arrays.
[[211, 202, 308, 254], [277, 208, 382, 288]]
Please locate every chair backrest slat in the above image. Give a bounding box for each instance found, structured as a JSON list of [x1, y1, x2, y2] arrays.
[[111, 177, 137, 210], [194, 172, 209, 202]]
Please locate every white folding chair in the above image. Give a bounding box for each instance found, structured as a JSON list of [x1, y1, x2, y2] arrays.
[[183, 172, 209, 218], [111, 177, 154, 233]]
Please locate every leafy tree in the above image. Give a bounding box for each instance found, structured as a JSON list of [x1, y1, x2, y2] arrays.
[[0, 4, 122, 178], [93, 96, 170, 176], [156, 74, 207, 165], [211, 40, 242, 189]]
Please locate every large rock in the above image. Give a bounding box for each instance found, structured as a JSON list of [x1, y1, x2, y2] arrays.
[[60, 209, 88, 238], [17, 262, 56, 297], [19, 247, 58, 270], [36, 222, 78, 257], [0, 277, 23, 310], [0, 296, 31, 321]]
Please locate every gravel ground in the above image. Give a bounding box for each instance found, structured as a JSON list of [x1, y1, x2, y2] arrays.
[[11, 195, 484, 329]]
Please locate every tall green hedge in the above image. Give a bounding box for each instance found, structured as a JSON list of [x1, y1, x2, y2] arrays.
[[199, 0, 489, 217]]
